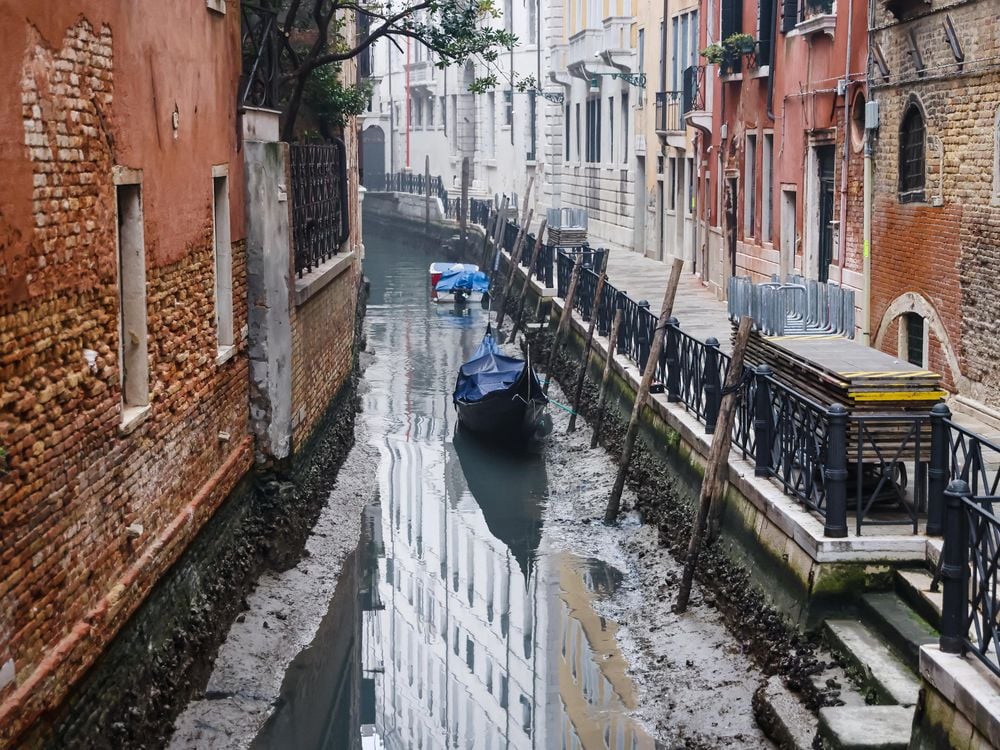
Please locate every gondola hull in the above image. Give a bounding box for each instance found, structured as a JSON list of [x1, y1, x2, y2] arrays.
[[455, 365, 547, 439]]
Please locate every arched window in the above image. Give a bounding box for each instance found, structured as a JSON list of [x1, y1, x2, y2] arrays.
[[899, 104, 926, 203]]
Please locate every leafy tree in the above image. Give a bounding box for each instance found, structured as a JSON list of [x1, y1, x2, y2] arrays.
[[265, 0, 523, 141]]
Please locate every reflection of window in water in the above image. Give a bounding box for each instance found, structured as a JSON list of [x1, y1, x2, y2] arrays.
[[465, 636, 474, 672]]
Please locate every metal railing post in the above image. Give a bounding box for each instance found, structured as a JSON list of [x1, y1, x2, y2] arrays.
[[824, 403, 849, 538], [927, 403, 952, 537], [940, 478, 971, 654], [703, 337, 721, 434], [754, 364, 774, 477], [665, 317, 681, 403]]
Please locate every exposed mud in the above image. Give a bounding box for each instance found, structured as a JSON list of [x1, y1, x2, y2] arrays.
[[168, 351, 378, 749], [507, 299, 844, 723]]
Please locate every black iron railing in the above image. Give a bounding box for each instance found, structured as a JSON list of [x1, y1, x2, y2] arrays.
[[240, 4, 280, 109], [655, 92, 683, 132], [682, 65, 705, 116], [290, 141, 348, 277], [940, 478, 1000, 679]]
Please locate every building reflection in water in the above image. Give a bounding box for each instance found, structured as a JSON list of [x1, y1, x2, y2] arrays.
[[360, 231, 656, 750]]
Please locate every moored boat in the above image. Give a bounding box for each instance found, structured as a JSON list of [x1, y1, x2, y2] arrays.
[[453, 327, 548, 441], [430, 262, 488, 303]]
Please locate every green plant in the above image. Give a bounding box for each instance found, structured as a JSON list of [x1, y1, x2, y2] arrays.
[[700, 43, 726, 65], [724, 33, 756, 54], [0, 447, 8, 476]]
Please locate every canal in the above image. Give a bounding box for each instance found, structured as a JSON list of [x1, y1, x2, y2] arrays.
[[352, 225, 659, 749], [194, 220, 771, 750]]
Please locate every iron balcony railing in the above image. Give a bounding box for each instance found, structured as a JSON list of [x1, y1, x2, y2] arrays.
[[290, 141, 349, 277], [655, 92, 683, 133], [682, 65, 705, 116]]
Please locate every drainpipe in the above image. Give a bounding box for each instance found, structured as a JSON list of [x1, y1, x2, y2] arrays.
[[863, 125, 872, 344], [837, 0, 855, 275]]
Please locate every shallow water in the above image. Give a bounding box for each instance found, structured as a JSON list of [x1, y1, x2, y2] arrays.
[[355, 226, 657, 750]]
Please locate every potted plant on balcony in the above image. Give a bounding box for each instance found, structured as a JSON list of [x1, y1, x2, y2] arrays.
[[724, 32, 757, 55], [700, 43, 726, 66]]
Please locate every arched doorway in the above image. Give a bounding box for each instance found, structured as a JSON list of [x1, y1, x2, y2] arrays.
[[361, 125, 386, 190]]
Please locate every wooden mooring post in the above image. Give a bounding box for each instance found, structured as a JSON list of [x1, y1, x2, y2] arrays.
[[604, 258, 683, 525], [590, 305, 623, 449], [484, 196, 509, 271], [496, 209, 533, 332], [674, 315, 753, 613], [509, 218, 546, 344], [542, 256, 582, 394], [479, 206, 497, 267], [567, 252, 609, 433]]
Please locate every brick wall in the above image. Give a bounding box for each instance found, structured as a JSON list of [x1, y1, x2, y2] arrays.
[[290, 261, 361, 448], [0, 9, 251, 746], [871, 0, 1000, 401]]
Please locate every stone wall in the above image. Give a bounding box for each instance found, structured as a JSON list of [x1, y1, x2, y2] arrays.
[[871, 0, 1000, 403], [0, 6, 250, 747]]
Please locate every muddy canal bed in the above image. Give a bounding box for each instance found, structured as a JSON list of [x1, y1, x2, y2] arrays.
[[169, 225, 772, 749]]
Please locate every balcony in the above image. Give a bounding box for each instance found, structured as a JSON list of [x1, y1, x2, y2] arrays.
[[789, 0, 837, 37], [681, 65, 712, 135], [405, 59, 435, 91], [655, 92, 683, 135]]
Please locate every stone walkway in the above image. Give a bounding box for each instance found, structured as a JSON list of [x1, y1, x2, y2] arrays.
[[603, 248, 733, 353]]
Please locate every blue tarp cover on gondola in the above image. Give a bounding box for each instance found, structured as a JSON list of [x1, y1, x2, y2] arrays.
[[435, 269, 490, 294], [454, 333, 527, 402]]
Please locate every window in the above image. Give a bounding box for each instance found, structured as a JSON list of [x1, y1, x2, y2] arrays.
[[504, 0, 512, 32], [504, 90, 513, 126], [608, 96, 614, 166], [565, 104, 571, 161], [621, 92, 629, 163], [212, 168, 234, 356], [528, 0, 537, 42], [637, 29, 645, 106], [687, 157, 695, 216], [527, 91, 537, 161], [658, 21, 666, 92], [486, 92, 496, 156], [440, 96, 446, 133], [762, 133, 774, 243], [668, 157, 677, 211], [899, 104, 925, 202], [575, 102, 582, 160], [903, 313, 927, 367], [745, 133, 757, 237], [427, 96, 434, 127], [585, 98, 602, 163], [115, 176, 149, 424]]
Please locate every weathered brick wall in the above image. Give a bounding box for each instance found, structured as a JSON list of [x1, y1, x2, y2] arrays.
[[871, 0, 1000, 401], [0, 8, 250, 746], [290, 262, 361, 448]]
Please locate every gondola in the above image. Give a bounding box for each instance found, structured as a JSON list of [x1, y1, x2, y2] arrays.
[[453, 326, 548, 441], [430, 262, 488, 304]]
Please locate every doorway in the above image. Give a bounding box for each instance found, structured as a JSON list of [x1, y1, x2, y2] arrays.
[[780, 188, 796, 279], [816, 145, 835, 283], [725, 176, 738, 278], [361, 126, 386, 190]]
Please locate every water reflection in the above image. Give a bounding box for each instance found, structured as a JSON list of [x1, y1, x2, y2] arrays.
[[359, 225, 656, 750]]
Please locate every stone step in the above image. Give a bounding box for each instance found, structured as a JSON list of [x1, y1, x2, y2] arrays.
[[817, 705, 915, 749], [754, 675, 819, 750], [893, 568, 942, 630], [824, 620, 920, 706], [859, 592, 938, 671]]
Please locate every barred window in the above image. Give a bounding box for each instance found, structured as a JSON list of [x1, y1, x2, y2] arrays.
[[899, 105, 925, 202]]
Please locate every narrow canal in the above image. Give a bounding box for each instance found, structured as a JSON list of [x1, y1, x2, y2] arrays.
[[232, 220, 772, 750], [353, 226, 659, 749]]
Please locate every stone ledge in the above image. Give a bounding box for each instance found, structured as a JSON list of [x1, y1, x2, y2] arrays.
[[502, 245, 936, 567], [294, 251, 355, 307], [919, 645, 1000, 748]]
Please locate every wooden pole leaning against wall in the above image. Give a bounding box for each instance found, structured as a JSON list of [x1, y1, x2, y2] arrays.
[[496, 209, 533, 332], [567, 251, 610, 433], [674, 316, 754, 614], [542, 255, 582, 394], [590, 304, 624, 449], [488, 196, 510, 275], [483, 196, 508, 270], [604, 258, 684, 525], [479, 206, 497, 267], [509, 218, 547, 344]]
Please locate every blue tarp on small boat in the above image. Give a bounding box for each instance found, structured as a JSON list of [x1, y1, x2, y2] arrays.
[[435, 268, 490, 295], [454, 332, 525, 402]]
